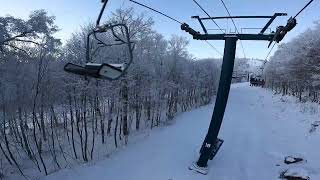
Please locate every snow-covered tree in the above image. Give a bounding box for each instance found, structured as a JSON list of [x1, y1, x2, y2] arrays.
[[264, 21, 320, 102], [0, 8, 221, 178]]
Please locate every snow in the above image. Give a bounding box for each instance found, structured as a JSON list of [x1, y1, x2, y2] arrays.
[[286, 156, 297, 163], [283, 167, 310, 179], [285, 156, 303, 164], [44, 83, 320, 180]]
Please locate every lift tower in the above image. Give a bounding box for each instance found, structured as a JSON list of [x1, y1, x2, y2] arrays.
[[182, 14, 296, 173]]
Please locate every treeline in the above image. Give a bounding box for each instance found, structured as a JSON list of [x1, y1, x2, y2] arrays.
[[0, 8, 220, 178], [264, 21, 320, 102]]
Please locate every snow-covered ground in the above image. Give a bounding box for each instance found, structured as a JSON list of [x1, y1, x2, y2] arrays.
[[44, 83, 320, 180]]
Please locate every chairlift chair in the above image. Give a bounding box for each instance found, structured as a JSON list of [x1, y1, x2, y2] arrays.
[[64, 0, 133, 80]]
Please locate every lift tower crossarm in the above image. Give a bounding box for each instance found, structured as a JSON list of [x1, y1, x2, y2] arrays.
[[190, 13, 287, 35], [181, 23, 275, 41]]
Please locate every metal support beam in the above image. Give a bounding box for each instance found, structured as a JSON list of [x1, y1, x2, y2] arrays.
[[197, 13, 287, 21], [193, 34, 274, 41], [192, 16, 208, 34], [196, 36, 238, 167], [199, 15, 275, 20]]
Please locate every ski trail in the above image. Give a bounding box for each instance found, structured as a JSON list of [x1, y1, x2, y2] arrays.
[[45, 83, 320, 180]]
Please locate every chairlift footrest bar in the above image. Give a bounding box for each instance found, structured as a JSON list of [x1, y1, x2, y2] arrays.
[[64, 62, 125, 80], [64, 63, 100, 78]]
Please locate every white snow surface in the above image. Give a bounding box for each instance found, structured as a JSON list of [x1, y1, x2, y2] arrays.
[[284, 167, 310, 179], [285, 156, 298, 163], [45, 83, 320, 180]]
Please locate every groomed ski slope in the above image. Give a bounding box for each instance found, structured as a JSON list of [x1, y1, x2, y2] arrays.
[[45, 83, 320, 180]]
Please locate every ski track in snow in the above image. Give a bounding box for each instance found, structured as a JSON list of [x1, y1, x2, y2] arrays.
[[45, 83, 320, 180]]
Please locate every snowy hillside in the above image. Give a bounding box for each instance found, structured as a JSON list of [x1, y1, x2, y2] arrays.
[[45, 83, 320, 180]]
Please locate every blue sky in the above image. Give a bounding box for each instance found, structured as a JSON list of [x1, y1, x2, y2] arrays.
[[1, 0, 319, 59]]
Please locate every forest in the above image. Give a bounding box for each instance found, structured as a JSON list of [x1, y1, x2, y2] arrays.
[[264, 21, 320, 103], [0, 8, 223, 178]]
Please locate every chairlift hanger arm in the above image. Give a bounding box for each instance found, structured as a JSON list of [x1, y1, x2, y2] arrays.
[[87, 23, 132, 61], [96, 0, 109, 26]]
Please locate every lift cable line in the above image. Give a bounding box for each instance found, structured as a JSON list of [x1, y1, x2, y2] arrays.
[[264, 42, 276, 62], [294, 0, 314, 18], [219, 0, 247, 59], [192, 0, 225, 34], [128, 0, 183, 24], [219, 0, 240, 34], [205, 40, 223, 56], [128, 0, 223, 58], [259, 42, 276, 76]]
